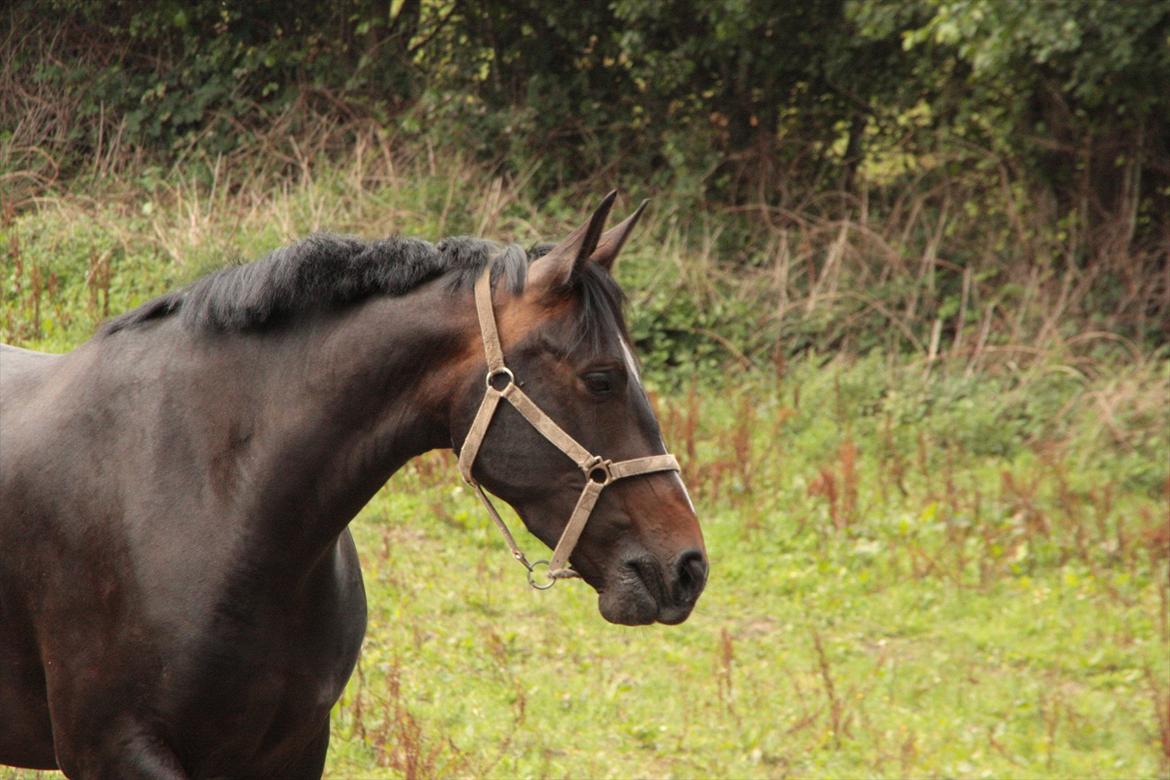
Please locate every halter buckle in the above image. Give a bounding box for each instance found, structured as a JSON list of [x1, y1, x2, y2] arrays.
[[583, 456, 613, 486]]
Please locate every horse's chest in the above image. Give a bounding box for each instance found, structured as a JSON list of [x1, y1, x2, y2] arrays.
[[170, 536, 367, 771]]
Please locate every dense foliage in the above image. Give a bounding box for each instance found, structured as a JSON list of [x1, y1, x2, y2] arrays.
[[7, 1, 1167, 194], [3, 1, 1168, 360]]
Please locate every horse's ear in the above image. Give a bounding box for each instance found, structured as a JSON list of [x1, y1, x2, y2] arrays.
[[589, 199, 648, 272], [528, 190, 617, 292]]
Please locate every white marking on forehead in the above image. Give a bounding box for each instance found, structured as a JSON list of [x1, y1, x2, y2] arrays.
[[671, 470, 698, 514], [618, 331, 696, 513], [619, 335, 642, 387]]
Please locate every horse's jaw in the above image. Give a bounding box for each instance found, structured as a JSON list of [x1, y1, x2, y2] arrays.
[[596, 581, 659, 626]]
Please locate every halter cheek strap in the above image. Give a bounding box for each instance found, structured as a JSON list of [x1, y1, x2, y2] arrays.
[[457, 267, 680, 588]]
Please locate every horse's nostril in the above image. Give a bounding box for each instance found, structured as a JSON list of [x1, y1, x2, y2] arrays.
[[674, 549, 708, 604]]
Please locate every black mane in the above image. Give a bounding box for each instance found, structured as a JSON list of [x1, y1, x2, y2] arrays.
[[100, 233, 629, 351]]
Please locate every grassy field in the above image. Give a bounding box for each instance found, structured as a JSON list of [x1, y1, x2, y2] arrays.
[[2, 159, 1168, 779], [319, 360, 1170, 779]]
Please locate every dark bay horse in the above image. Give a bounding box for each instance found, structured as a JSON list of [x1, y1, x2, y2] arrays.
[[0, 193, 707, 778]]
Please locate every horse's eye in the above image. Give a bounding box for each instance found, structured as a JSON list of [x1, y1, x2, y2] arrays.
[[582, 372, 614, 396]]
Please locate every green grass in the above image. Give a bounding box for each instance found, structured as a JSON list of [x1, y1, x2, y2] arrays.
[[2, 157, 1167, 779], [309, 359, 1168, 779]]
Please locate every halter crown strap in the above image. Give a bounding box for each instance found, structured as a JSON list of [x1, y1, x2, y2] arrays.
[[457, 265, 680, 586], [474, 271, 506, 374]]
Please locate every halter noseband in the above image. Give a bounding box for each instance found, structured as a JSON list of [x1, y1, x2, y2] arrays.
[[457, 267, 680, 589]]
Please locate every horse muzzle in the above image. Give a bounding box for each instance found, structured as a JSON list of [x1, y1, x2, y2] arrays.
[[598, 547, 708, 626]]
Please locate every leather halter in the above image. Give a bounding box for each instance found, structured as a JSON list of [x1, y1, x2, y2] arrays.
[[457, 267, 680, 588]]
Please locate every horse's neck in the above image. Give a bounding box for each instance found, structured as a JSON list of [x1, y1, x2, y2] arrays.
[[233, 283, 475, 549]]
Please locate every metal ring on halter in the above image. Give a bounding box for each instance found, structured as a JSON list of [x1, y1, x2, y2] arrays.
[[485, 367, 514, 390], [526, 560, 556, 590], [584, 457, 612, 486]]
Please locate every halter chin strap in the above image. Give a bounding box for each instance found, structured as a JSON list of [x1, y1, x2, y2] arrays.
[[457, 267, 680, 588]]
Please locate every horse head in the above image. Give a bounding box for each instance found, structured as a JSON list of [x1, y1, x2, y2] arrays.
[[453, 193, 708, 625]]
